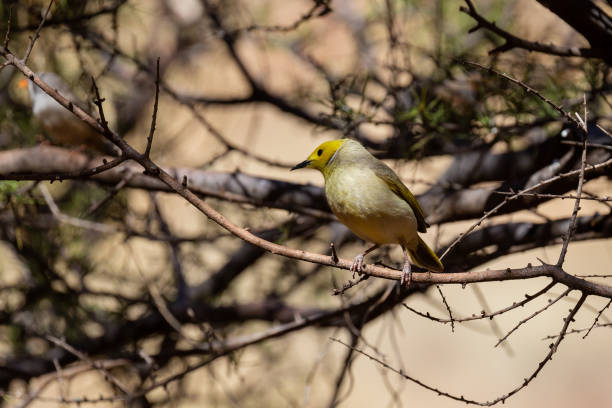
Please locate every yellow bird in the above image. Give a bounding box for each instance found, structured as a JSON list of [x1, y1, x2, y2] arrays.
[[292, 139, 443, 286]]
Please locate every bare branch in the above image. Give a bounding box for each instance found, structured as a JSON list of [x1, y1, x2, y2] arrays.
[[557, 97, 588, 266], [582, 299, 612, 339], [495, 288, 571, 348], [22, 0, 54, 64], [436, 285, 455, 332], [38, 184, 116, 233], [144, 57, 160, 159], [234, 0, 332, 34], [493, 191, 612, 203], [333, 294, 587, 406], [439, 156, 612, 260], [460, 0, 609, 62], [45, 335, 130, 395], [3, 5, 12, 49], [403, 281, 557, 324], [460, 60, 580, 127]]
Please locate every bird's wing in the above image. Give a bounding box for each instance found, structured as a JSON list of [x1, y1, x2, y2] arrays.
[[39, 73, 90, 113], [371, 162, 429, 233]]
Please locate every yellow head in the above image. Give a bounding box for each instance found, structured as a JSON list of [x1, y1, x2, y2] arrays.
[[291, 139, 348, 176]]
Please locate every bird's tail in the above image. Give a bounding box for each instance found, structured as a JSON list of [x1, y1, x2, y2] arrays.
[[408, 236, 444, 272]]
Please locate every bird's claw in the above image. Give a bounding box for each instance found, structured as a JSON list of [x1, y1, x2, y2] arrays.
[[401, 259, 412, 287], [400, 271, 410, 287], [350, 254, 365, 278]]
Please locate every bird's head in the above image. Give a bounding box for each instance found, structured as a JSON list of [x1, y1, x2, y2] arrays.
[[18, 73, 65, 109], [291, 139, 348, 176], [18, 77, 34, 99]]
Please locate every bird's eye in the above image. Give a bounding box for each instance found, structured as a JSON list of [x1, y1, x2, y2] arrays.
[[317, 149, 323, 156]]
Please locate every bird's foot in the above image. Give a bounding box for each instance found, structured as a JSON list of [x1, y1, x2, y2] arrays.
[[400, 259, 412, 287], [350, 253, 365, 278]]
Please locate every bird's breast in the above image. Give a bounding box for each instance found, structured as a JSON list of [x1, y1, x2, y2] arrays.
[[325, 166, 418, 246]]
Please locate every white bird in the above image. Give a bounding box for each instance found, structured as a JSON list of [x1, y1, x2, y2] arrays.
[[20, 73, 119, 156]]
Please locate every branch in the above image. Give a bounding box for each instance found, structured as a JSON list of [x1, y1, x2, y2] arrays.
[[582, 299, 612, 339], [21, 0, 54, 63], [441, 213, 612, 270], [1, 158, 612, 298], [494, 288, 571, 347], [536, 0, 612, 64], [557, 99, 588, 266], [460, 60, 579, 127], [144, 58, 160, 159], [403, 281, 557, 324], [460, 0, 611, 63], [2, 145, 610, 226], [437, 155, 612, 257], [2, 43, 610, 331], [231, 0, 331, 34], [331, 293, 587, 406], [12, 0, 127, 32]]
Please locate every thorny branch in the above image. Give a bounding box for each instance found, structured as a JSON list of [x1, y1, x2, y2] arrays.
[[332, 293, 587, 406], [403, 281, 558, 324], [460, 0, 612, 64], [494, 288, 572, 348], [1, 1, 611, 406], [21, 0, 54, 64], [0, 50, 608, 295]]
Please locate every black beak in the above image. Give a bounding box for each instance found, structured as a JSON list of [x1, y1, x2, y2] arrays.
[[291, 160, 311, 171]]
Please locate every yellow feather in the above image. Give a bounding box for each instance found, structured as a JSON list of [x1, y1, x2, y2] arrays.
[[292, 139, 443, 275]]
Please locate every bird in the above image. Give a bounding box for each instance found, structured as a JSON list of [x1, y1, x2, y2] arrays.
[[19, 72, 119, 156], [291, 139, 443, 286]]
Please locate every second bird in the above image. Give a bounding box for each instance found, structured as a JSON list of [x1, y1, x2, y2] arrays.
[[20, 73, 118, 156], [292, 139, 443, 286]]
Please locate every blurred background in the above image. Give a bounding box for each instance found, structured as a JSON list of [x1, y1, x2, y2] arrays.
[[0, 0, 611, 406]]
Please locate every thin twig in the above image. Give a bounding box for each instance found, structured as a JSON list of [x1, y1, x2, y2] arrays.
[[557, 96, 588, 266], [460, 0, 600, 60], [51, 359, 66, 402], [45, 335, 130, 394], [439, 156, 612, 261], [82, 169, 135, 217], [596, 124, 612, 139], [332, 274, 370, 296], [582, 299, 612, 339], [493, 191, 612, 202], [436, 285, 455, 332], [437, 77, 611, 260], [134, 302, 364, 396], [3, 5, 12, 49], [144, 57, 160, 159], [235, 1, 331, 34], [38, 184, 116, 233], [22, 0, 54, 63], [13, 360, 129, 408], [1, 153, 127, 181], [403, 280, 556, 324], [460, 60, 579, 127], [330, 337, 485, 405], [91, 77, 111, 132], [495, 288, 571, 348], [542, 322, 612, 340], [333, 294, 586, 406], [561, 140, 612, 151], [471, 284, 514, 355], [330, 242, 339, 263]]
